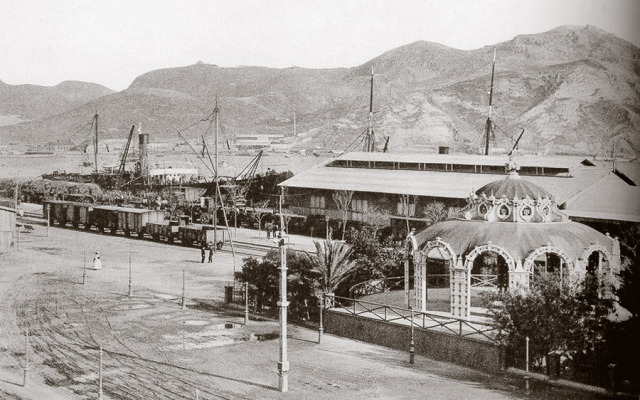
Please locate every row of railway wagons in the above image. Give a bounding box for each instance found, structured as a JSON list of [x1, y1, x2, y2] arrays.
[[43, 200, 218, 247]]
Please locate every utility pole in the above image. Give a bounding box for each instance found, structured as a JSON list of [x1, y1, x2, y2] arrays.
[[22, 329, 29, 386], [98, 346, 104, 400], [182, 269, 186, 310], [82, 250, 86, 285], [277, 237, 289, 392]]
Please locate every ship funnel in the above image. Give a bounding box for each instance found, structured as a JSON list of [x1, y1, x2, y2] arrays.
[[138, 125, 149, 180]]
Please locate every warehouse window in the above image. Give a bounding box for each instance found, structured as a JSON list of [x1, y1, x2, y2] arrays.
[[351, 199, 368, 213], [310, 196, 326, 209], [397, 202, 416, 217]]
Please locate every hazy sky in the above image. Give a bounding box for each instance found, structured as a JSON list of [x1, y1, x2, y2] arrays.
[[1, 0, 638, 91]]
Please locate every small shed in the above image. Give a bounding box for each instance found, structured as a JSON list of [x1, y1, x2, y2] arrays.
[[0, 206, 16, 253]]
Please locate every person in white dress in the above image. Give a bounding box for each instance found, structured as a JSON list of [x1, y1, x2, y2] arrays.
[[92, 252, 102, 270]]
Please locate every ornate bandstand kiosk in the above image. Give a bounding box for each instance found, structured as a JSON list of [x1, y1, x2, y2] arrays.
[[411, 160, 620, 318]]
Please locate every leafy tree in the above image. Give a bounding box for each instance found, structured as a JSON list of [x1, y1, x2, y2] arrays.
[[342, 226, 404, 296], [234, 249, 317, 319], [483, 273, 615, 371]]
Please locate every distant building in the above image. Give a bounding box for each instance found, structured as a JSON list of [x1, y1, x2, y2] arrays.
[[234, 134, 286, 152]]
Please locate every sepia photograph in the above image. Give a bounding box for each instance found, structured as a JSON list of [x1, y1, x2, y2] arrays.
[[0, 0, 638, 398]]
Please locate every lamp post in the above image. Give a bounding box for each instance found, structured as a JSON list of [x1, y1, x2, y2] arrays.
[[409, 307, 415, 365], [317, 293, 324, 344], [277, 237, 289, 392], [525, 336, 531, 395], [244, 282, 249, 325]]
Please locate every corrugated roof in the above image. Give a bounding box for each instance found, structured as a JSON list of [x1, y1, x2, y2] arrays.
[[280, 163, 610, 203], [335, 152, 585, 169], [614, 161, 640, 185], [564, 172, 640, 222]]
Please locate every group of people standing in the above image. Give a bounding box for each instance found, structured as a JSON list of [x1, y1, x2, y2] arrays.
[[265, 221, 280, 239], [201, 244, 213, 263]]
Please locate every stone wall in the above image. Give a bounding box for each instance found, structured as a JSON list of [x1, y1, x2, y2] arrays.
[[325, 310, 502, 373]]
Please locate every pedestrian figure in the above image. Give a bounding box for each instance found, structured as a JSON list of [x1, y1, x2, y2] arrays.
[[266, 221, 273, 239], [201, 245, 206, 263], [208, 244, 213, 263], [92, 252, 102, 270]]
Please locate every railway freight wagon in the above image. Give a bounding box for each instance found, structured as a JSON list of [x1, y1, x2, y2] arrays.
[[146, 221, 180, 243], [43, 200, 91, 228], [178, 224, 216, 247], [89, 205, 121, 233], [116, 208, 165, 237]]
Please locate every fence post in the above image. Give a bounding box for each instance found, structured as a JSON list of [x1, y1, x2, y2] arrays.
[[459, 319, 463, 335], [82, 250, 86, 285]]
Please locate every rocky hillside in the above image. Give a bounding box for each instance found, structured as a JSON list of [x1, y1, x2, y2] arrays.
[[0, 80, 114, 128], [1, 25, 638, 155]]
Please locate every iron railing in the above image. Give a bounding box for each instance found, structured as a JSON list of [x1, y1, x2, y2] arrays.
[[471, 274, 498, 288], [326, 294, 499, 344]]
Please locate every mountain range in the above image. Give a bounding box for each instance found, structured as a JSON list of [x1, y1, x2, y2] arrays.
[[1, 25, 638, 156]]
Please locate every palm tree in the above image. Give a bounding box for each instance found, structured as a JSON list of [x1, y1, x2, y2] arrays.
[[308, 239, 357, 296]]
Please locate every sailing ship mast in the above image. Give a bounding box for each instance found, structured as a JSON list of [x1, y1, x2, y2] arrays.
[[484, 49, 496, 156], [365, 66, 375, 152], [92, 112, 99, 173], [213, 98, 220, 250]]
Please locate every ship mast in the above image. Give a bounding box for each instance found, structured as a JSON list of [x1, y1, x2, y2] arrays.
[[93, 112, 99, 173], [365, 66, 375, 152], [213, 98, 220, 251], [484, 49, 496, 156]]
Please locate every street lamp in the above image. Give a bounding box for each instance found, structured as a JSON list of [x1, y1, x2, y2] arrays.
[[276, 236, 289, 392]]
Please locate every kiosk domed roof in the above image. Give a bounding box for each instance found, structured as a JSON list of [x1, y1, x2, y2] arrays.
[[476, 177, 551, 200], [414, 219, 613, 261]]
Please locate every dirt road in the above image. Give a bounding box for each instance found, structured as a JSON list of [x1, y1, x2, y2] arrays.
[[0, 223, 604, 399]]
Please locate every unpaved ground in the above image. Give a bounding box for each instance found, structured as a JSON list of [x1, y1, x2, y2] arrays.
[[0, 224, 609, 399]]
